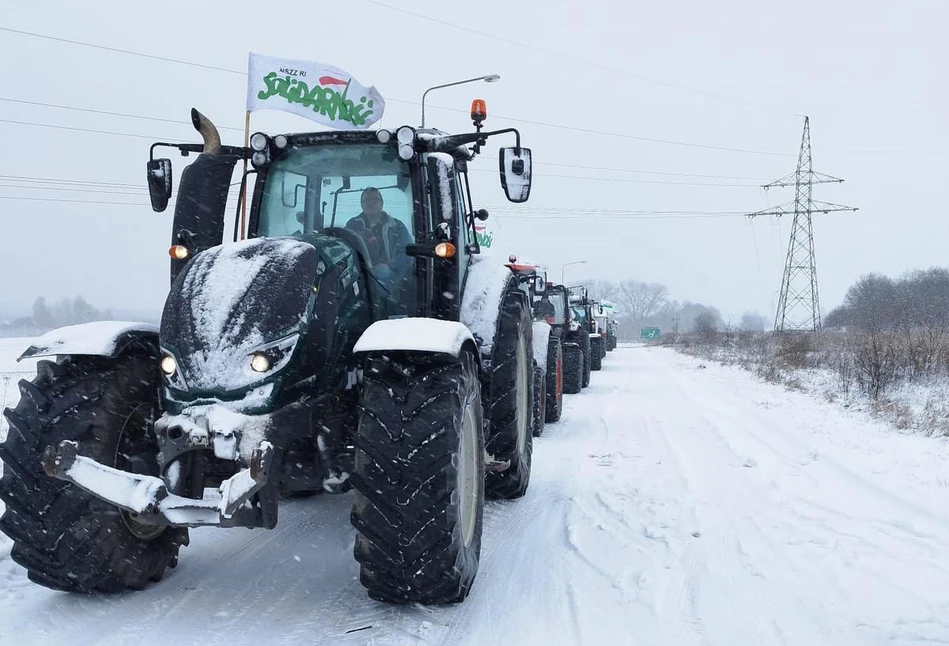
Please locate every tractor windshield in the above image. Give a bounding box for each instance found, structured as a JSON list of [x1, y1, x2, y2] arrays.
[[551, 294, 566, 324], [256, 143, 417, 314], [257, 143, 414, 238]]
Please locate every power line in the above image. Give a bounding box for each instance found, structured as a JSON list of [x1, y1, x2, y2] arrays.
[[483, 206, 748, 215], [0, 97, 244, 131], [0, 174, 143, 188], [492, 212, 752, 220], [0, 183, 149, 197], [468, 167, 761, 187], [486, 159, 770, 181], [0, 27, 244, 75], [2, 96, 792, 158], [2, 166, 757, 192], [478, 113, 792, 157], [0, 118, 164, 140], [0, 196, 150, 206], [0, 99, 787, 173], [0, 194, 750, 219], [0, 27, 793, 157], [360, 0, 803, 118], [0, 182, 241, 198]]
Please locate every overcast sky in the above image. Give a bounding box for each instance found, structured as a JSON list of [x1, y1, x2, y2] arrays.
[[1, 0, 946, 323]]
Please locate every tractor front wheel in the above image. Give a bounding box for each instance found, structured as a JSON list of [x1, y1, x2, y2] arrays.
[[0, 350, 188, 593], [545, 336, 563, 421], [483, 289, 534, 500], [351, 350, 485, 604]]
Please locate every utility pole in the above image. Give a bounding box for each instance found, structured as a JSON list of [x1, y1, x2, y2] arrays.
[[749, 116, 857, 332]]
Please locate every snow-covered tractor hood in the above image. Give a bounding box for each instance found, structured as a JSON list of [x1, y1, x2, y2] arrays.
[[158, 234, 369, 412]]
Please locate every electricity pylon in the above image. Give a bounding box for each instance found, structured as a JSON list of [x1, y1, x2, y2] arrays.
[[749, 116, 857, 332]]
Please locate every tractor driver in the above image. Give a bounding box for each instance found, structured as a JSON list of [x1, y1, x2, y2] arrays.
[[345, 187, 414, 289], [534, 294, 555, 321]]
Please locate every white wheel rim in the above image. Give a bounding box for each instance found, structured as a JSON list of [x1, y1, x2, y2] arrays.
[[516, 334, 529, 455], [459, 397, 479, 548]]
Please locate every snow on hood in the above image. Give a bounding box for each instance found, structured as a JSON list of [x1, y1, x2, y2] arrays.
[[162, 237, 316, 393], [17, 321, 158, 361], [461, 257, 513, 356]]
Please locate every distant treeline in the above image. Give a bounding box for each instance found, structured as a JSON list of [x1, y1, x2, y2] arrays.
[[0, 297, 157, 337]]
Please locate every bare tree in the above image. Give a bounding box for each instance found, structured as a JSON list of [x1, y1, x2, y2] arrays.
[[739, 312, 767, 332], [615, 280, 669, 330], [692, 311, 719, 344], [581, 280, 620, 303]]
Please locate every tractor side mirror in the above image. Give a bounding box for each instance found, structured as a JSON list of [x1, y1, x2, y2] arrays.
[[534, 274, 546, 294], [147, 158, 173, 212], [499, 147, 532, 203]]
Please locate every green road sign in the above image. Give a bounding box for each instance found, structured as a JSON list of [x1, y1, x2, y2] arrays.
[[641, 327, 661, 339]]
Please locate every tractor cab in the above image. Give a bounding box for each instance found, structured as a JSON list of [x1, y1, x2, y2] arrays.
[[503, 255, 549, 320], [147, 104, 532, 325], [538, 283, 571, 332]]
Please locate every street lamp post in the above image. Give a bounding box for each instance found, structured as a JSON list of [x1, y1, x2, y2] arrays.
[[420, 74, 501, 128], [561, 260, 587, 285]]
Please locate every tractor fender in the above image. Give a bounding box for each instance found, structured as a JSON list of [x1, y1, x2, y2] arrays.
[[353, 318, 477, 358], [17, 321, 159, 362], [460, 258, 525, 361], [531, 321, 551, 374]]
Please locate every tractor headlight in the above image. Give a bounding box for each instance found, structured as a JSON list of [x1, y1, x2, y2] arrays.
[[250, 353, 271, 373], [159, 351, 189, 392], [396, 126, 415, 144], [242, 334, 300, 380], [249, 132, 269, 151], [160, 355, 177, 375]]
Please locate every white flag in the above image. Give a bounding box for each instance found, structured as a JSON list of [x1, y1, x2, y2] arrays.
[[246, 52, 385, 129]]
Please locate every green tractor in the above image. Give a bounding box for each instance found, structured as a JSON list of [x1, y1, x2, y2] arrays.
[[0, 100, 537, 605], [607, 318, 619, 351], [598, 301, 618, 352], [568, 286, 599, 379], [590, 301, 611, 365]]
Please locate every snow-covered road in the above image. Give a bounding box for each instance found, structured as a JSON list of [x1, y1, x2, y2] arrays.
[[3, 343, 949, 645]]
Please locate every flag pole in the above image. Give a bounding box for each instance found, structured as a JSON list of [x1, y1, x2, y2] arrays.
[[240, 109, 250, 241]]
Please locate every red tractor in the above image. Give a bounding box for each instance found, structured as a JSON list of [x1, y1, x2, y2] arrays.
[[505, 256, 564, 434]]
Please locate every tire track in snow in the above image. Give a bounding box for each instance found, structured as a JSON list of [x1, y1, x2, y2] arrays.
[[6, 345, 949, 644]]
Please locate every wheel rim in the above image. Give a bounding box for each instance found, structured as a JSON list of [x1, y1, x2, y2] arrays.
[[115, 402, 164, 541], [515, 334, 529, 455], [556, 351, 563, 398], [458, 396, 479, 548]]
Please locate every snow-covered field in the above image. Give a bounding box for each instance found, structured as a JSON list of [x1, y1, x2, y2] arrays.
[[3, 340, 949, 645]]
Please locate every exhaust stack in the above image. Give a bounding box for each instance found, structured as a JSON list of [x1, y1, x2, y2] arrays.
[[190, 108, 222, 155]]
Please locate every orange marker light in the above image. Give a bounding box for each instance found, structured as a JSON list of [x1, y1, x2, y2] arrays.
[[169, 245, 189, 260], [435, 242, 456, 258], [470, 99, 487, 122]]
